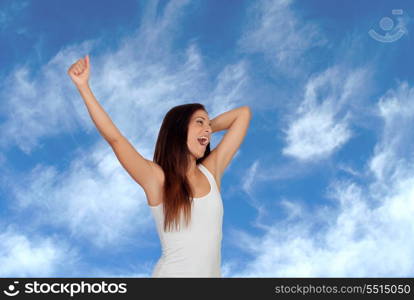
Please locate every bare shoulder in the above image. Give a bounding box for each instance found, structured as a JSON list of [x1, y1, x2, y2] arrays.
[[201, 154, 221, 193], [145, 161, 165, 207]]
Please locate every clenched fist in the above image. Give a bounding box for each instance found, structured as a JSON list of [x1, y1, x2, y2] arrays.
[[67, 55, 90, 86]]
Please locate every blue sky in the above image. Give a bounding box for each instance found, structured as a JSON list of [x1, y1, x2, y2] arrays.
[[1, 0, 413, 277]]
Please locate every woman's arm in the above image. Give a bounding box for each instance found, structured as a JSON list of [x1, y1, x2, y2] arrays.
[[209, 106, 252, 178], [67, 55, 123, 144], [67, 56, 161, 203], [76, 83, 123, 143], [210, 106, 250, 133]]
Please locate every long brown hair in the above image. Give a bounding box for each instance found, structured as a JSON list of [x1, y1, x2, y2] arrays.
[[153, 103, 211, 232]]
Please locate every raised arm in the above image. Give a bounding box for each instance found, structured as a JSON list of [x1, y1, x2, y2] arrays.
[[209, 105, 252, 180], [67, 55, 163, 197], [67, 55, 122, 144]]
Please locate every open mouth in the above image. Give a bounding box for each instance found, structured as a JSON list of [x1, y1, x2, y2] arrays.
[[197, 136, 209, 146]]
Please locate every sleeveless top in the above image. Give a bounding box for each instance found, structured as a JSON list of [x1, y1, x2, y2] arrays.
[[149, 163, 224, 277]]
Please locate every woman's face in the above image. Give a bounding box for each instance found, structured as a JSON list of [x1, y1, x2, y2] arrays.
[[187, 109, 212, 160]]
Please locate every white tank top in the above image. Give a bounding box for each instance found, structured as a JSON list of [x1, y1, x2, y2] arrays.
[[149, 163, 224, 277]]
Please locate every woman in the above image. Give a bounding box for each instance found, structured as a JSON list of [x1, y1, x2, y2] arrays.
[[67, 55, 252, 277]]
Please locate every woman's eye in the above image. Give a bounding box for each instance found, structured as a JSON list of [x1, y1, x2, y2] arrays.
[[197, 120, 203, 124]]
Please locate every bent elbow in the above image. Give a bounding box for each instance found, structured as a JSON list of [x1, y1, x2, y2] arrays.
[[242, 106, 252, 119]]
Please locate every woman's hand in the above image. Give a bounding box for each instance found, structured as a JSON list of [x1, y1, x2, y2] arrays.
[[67, 55, 90, 87]]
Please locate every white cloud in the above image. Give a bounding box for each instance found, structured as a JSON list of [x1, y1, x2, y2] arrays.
[[238, 0, 327, 76], [208, 60, 250, 117], [369, 81, 414, 182], [278, 198, 303, 220], [336, 163, 363, 178], [281, 65, 369, 162], [226, 81, 414, 277], [242, 160, 259, 197], [0, 225, 79, 276], [282, 108, 352, 161], [8, 145, 155, 249]]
